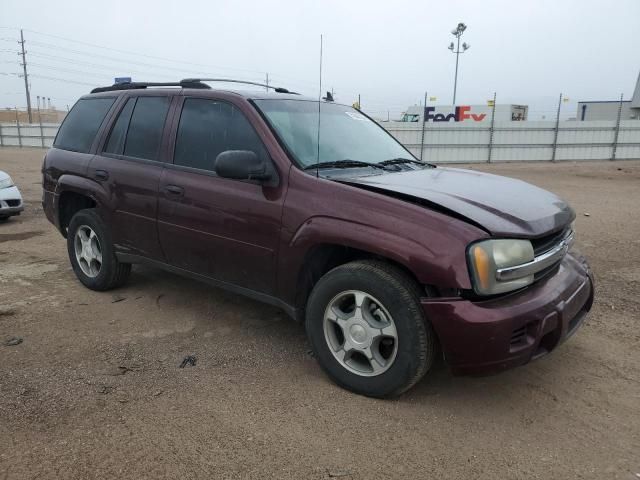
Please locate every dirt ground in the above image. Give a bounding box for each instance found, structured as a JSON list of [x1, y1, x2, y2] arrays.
[[0, 148, 638, 480]]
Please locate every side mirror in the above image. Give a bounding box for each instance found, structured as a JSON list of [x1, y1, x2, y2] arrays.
[[214, 150, 271, 181]]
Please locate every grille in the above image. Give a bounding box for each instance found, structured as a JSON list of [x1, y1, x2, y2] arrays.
[[531, 227, 570, 256], [5, 199, 21, 207], [534, 263, 561, 282]]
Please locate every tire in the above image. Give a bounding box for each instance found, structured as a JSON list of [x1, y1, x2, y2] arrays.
[[0, 217, 8, 223], [305, 260, 437, 398], [66, 208, 131, 291]]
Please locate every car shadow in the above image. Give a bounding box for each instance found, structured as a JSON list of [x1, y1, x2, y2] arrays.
[[122, 264, 572, 406]]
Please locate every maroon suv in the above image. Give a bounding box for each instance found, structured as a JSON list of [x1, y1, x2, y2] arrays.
[[42, 79, 594, 397]]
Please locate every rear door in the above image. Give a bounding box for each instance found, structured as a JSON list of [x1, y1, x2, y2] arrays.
[[156, 96, 285, 295], [89, 94, 172, 260]]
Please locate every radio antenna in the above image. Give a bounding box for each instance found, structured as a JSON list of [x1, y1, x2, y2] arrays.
[[315, 34, 323, 178]]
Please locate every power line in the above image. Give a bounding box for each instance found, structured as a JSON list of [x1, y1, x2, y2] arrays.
[[26, 49, 220, 81], [27, 51, 166, 75], [28, 73, 97, 87], [27, 40, 267, 82], [29, 62, 115, 79], [23, 28, 268, 76], [3, 28, 318, 99]]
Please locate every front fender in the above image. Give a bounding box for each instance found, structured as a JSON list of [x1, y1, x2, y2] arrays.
[[290, 214, 435, 272], [278, 213, 476, 304]]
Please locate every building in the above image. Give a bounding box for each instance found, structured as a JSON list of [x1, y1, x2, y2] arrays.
[[576, 71, 640, 121], [398, 104, 528, 123]]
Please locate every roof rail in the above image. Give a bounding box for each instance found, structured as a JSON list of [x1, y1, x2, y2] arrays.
[[90, 79, 210, 94], [181, 78, 298, 94]]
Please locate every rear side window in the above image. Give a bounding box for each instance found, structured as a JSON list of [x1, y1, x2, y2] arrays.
[[174, 98, 267, 172], [54, 97, 115, 153], [122, 97, 170, 161]]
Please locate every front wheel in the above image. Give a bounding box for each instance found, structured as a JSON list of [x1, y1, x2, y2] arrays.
[[66, 208, 131, 291], [305, 260, 437, 397]]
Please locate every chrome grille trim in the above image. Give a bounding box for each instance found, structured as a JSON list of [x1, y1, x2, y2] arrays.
[[496, 231, 574, 282]]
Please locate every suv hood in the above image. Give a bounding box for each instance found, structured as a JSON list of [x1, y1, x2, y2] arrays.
[[341, 167, 574, 237]]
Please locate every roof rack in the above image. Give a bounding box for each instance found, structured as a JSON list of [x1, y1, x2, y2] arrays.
[[181, 78, 298, 94], [90, 78, 298, 95], [90, 79, 210, 94]]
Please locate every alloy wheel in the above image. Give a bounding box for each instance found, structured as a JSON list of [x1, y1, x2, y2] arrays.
[[323, 290, 398, 377], [74, 225, 102, 278]]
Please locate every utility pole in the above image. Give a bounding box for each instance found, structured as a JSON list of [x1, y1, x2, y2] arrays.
[[265, 73, 269, 92], [19, 29, 33, 124], [448, 23, 470, 106]]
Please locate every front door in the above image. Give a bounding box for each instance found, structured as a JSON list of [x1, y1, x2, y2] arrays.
[[157, 97, 285, 295], [89, 95, 172, 260]]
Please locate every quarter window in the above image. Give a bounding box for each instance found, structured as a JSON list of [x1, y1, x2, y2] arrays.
[[54, 97, 115, 153], [174, 98, 268, 172]]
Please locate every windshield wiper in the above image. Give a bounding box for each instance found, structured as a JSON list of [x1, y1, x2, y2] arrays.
[[303, 160, 393, 171], [379, 157, 435, 168]]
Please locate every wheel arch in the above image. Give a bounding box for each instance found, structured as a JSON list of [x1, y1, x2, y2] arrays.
[[290, 242, 433, 323], [55, 175, 107, 237]]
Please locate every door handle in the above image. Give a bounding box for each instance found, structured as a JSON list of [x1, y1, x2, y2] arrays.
[[94, 169, 109, 181], [164, 185, 184, 196]]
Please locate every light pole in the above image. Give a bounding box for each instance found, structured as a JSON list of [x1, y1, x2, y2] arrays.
[[448, 22, 470, 106]]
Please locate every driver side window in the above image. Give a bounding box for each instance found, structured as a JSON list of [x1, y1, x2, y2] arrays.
[[173, 98, 268, 173]]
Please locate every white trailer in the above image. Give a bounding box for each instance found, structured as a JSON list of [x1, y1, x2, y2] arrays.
[[399, 104, 528, 123]]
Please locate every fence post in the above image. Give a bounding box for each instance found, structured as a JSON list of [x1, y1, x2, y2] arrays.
[[15, 108, 22, 148], [487, 92, 497, 163], [611, 93, 623, 161], [38, 108, 46, 148], [551, 93, 562, 162], [419, 91, 427, 160]]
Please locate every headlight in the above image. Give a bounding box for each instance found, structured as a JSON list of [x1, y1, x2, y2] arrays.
[[467, 239, 534, 295], [0, 176, 13, 189]]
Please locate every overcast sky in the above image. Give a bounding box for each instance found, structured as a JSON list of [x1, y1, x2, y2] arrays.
[[1, 0, 639, 119]]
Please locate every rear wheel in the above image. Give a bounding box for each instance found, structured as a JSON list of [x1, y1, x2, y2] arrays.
[[305, 260, 437, 397], [67, 209, 131, 291]]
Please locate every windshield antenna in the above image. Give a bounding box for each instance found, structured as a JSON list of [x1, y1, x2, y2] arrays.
[[315, 34, 323, 178]]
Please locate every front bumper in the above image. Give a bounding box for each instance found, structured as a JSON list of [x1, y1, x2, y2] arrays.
[[0, 185, 24, 217], [423, 252, 594, 375]]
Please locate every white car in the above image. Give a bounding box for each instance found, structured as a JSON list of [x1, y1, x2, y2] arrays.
[[0, 170, 24, 221]]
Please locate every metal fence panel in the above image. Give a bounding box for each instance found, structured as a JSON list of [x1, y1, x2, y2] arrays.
[[0, 122, 57, 148], [384, 119, 640, 162], [2, 120, 640, 163]]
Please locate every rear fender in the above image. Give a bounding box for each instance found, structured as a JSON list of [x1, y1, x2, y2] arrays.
[[54, 174, 112, 227]]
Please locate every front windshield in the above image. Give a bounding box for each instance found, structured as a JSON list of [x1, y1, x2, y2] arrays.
[[254, 99, 414, 168]]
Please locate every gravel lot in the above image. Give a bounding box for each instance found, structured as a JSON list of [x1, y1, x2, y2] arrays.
[[1, 148, 639, 479]]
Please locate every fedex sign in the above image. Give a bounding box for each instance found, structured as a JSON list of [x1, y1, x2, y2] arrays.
[[424, 106, 486, 122]]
